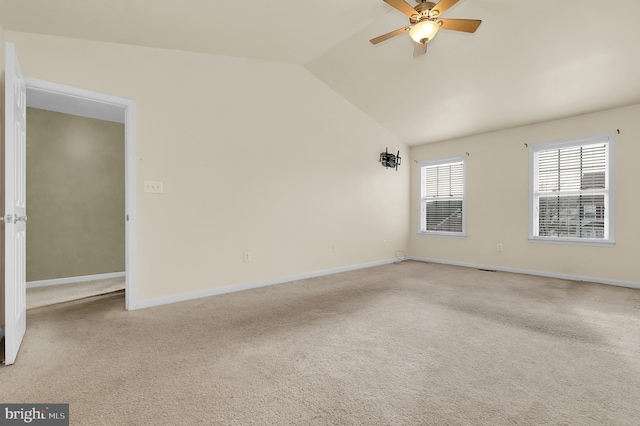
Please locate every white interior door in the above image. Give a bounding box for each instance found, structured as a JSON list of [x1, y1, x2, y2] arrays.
[[4, 42, 27, 365]]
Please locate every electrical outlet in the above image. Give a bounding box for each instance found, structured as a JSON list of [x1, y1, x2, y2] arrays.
[[243, 252, 252, 262], [144, 180, 164, 194], [497, 243, 503, 252]]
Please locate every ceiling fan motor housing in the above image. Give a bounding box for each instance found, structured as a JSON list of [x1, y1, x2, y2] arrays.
[[411, 2, 437, 23]]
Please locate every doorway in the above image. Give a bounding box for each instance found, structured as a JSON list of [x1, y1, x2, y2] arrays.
[[25, 108, 125, 308], [24, 77, 137, 311]]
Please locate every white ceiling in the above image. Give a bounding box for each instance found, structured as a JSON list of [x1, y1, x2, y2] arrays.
[[2, 0, 640, 146]]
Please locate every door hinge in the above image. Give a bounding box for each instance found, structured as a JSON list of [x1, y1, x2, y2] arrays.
[[2, 214, 27, 224]]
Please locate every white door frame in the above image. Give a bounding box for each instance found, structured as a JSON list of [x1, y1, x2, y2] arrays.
[[24, 78, 137, 311]]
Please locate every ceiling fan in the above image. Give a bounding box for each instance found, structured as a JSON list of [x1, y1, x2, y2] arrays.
[[370, 0, 481, 56]]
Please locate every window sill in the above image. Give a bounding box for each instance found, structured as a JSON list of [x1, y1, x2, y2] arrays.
[[417, 232, 467, 239], [528, 237, 615, 248]]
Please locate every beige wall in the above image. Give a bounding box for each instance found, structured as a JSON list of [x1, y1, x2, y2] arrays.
[[26, 108, 125, 281], [410, 104, 640, 285], [4, 31, 410, 304]]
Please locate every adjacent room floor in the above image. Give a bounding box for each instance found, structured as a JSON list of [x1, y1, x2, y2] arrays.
[[26, 277, 125, 310]]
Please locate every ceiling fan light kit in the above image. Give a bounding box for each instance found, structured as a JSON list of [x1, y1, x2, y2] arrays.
[[371, 0, 482, 56], [409, 20, 440, 44]]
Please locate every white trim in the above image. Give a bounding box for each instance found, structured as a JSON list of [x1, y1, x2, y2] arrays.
[[24, 77, 137, 311], [27, 272, 126, 289], [416, 232, 467, 239], [408, 256, 640, 290], [528, 237, 614, 248], [26, 86, 125, 123], [529, 132, 615, 151], [124, 103, 137, 311], [135, 259, 397, 310]]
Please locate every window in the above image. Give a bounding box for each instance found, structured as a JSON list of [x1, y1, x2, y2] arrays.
[[530, 133, 614, 246], [419, 156, 466, 236]]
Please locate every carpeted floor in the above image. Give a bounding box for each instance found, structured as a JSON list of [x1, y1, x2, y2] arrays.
[[1, 261, 639, 425], [26, 277, 125, 310]]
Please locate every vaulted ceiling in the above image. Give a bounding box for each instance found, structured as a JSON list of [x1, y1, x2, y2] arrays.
[[2, 0, 639, 145]]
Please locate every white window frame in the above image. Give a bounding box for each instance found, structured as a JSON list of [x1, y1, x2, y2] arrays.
[[529, 133, 615, 247], [418, 155, 467, 237]]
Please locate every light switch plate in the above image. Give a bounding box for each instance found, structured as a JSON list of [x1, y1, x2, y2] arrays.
[[144, 180, 164, 194]]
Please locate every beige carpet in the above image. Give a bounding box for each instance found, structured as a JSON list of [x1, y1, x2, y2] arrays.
[[1, 261, 639, 425], [26, 277, 125, 310]]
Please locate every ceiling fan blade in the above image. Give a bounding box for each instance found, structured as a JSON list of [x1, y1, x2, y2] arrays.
[[431, 0, 459, 17], [438, 18, 482, 33], [413, 42, 427, 57], [370, 26, 411, 44], [384, 0, 419, 18]]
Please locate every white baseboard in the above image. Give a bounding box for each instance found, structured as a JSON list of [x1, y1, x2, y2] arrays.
[[27, 272, 126, 289], [409, 256, 640, 290], [135, 259, 397, 310]]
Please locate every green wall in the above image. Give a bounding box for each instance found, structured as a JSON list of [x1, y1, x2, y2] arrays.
[[26, 108, 125, 281]]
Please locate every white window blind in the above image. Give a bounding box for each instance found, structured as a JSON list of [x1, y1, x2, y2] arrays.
[[419, 157, 465, 235], [531, 135, 613, 244]]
